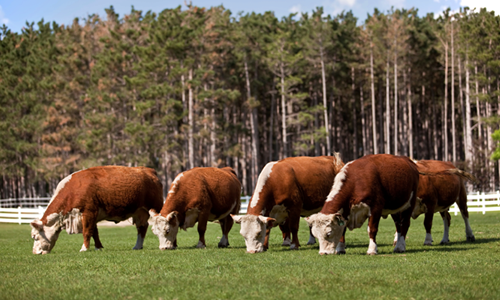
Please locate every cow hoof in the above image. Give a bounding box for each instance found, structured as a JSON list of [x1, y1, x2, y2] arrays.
[[366, 251, 377, 255], [439, 240, 449, 245], [423, 242, 433, 246], [80, 245, 88, 252], [307, 241, 316, 245], [132, 247, 143, 250], [95, 247, 103, 251], [218, 243, 229, 248], [393, 249, 406, 253], [336, 250, 346, 255], [467, 236, 475, 242]]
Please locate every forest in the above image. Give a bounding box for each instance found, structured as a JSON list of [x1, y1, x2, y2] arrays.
[[0, 4, 499, 198]]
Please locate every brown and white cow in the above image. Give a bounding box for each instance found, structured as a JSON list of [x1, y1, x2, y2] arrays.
[[231, 155, 344, 253], [410, 160, 475, 245], [30, 166, 164, 254], [306, 154, 420, 255], [149, 167, 241, 250]]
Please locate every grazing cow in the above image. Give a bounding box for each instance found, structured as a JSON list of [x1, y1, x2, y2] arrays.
[[231, 154, 344, 253], [30, 166, 164, 254], [149, 167, 241, 250], [306, 154, 420, 255], [410, 160, 475, 245]]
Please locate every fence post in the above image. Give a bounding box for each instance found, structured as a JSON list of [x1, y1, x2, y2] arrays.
[[18, 206, 22, 225], [482, 192, 486, 215], [38, 206, 45, 219]]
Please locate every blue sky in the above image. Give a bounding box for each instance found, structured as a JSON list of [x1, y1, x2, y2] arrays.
[[1, 0, 499, 33]]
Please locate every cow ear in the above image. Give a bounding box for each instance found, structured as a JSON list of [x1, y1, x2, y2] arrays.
[[31, 220, 43, 230], [166, 211, 178, 223], [260, 216, 275, 228], [305, 215, 315, 227], [46, 213, 61, 226], [231, 214, 243, 224], [334, 209, 345, 226], [149, 209, 158, 218]]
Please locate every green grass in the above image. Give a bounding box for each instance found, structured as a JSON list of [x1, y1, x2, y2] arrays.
[[1, 212, 500, 300]]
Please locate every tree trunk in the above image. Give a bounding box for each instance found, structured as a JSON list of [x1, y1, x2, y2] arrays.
[[444, 43, 448, 161], [320, 47, 331, 155], [385, 56, 390, 154], [407, 68, 413, 158], [244, 60, 259, 191], [360, 76, 367, 156], [451, 21, 456, 162], [459, 57, 466, 161], [269, 89, 275, 162], [280, 62, 287, 158], [188, 68, 194, 169], [352, 67, 357, 158], [370, 47, 378, 154], [393, 46, 398, 155], [464, 49, 473, 166]]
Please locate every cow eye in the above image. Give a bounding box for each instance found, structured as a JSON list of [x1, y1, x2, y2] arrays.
[[326, 231, 332, 237], [166, 229, 170, 234]]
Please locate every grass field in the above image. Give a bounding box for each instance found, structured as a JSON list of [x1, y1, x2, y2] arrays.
[[1, 212, 500, 300]]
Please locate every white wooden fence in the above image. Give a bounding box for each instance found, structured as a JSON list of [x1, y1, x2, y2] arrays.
[[1, 192, 499, 224]]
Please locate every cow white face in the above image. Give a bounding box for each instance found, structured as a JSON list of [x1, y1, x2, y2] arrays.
[[306, 211, 346, 255], [149, 210, 179, 250], [231, 214, 275, 253], [30, 213, 63, 254], [412, 197, 427, 219]]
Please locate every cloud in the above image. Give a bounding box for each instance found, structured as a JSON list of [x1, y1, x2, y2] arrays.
[[0, 5, 9, 25], [323, 0, 357, 15], [460, 0, 500, 14], [290, 4, 302, 14]]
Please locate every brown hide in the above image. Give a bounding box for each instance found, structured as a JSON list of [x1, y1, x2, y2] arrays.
[[416, 160, 466, 214], [321, 154, 419, 218], [247, 155, 344, 249], [42, 166, 164, 224], [159, 167, 241, 226], [248, 156, 344, 216]]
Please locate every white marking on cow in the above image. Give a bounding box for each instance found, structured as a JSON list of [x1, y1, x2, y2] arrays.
[[336, 241, 346, 253], [325, 162, 352, 202], [64, 209, 82, 234], [307, 234, 316, 245], [48, 173, 74, 205], [424, 233, 433, 245], [394, 234, 406, 252], [367, 238, 377, 255], [168, 173, 184, 194], [80, 244, 88, 252], [463, 217, 474, 241], [282, 237, 291, 246], [382, 192, 413, 217], [183, 208, 200, 230], [347, 202, 371, 230], [250, 162, 277, 208], [133, 234, 144, 250], [441, 215, 450, 244]]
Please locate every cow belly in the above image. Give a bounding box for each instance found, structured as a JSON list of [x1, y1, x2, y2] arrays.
[[208, 201, 238, 222], [97, 208, 133, 223], [382, 201, 412, 218], [434, 205, 451, 213], [301, 206, 322, 217]]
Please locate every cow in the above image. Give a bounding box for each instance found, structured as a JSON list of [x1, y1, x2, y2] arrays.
[[30, 166, 164, 254], [149, 167, 241, 250], [410, 160, 475, 245], [231, 154, 344, 253], [306, 154, 420, 255]]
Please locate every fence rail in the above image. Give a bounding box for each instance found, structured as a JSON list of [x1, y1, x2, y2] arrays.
[[1, 192, 499, 224]]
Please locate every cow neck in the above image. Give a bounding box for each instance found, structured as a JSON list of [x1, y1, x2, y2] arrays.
[[322, 192, 350, 218], [41, 199, 67, 224], [160, 195, 186, 225], [246, 194, 267, 216]]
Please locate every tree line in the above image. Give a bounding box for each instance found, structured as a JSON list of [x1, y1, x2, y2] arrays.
[[0, 5, 499, 198]]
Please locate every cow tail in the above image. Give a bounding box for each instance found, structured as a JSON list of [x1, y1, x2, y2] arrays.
[[419, 169, 477, 183], [333, 152, 345, 173]]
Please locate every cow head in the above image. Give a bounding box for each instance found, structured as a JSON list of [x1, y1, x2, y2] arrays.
[[306, 210, 346, 255], [30, 213, 63, 254], [149, 209, 179, 250], [231, 214, 275, 253], [412, 197, 427, 219]]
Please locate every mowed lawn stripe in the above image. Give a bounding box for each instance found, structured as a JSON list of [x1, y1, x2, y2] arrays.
[[1, 212, 499, 300]]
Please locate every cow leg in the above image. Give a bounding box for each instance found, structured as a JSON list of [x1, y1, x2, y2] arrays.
[[280, 219, 291, 246], [80, 213, 97, 252], [367, 214, 381, 255], [289, 212, 301, 250], [423, 209, 435, 246], [92, 225, 104, 250], [456, 190, 475, 242], [439, 211, 451, 244], [218, 215, 233, 248], [264, 227, 271, 251], [335, 227, 347, 254], [393, 205, 413, 253], [307, 225, 316, 245], [132, 208, 149, 250], [196, 212, 209, 249]]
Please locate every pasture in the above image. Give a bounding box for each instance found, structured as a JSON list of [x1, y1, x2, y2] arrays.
[[1, 212, 500, 300]]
